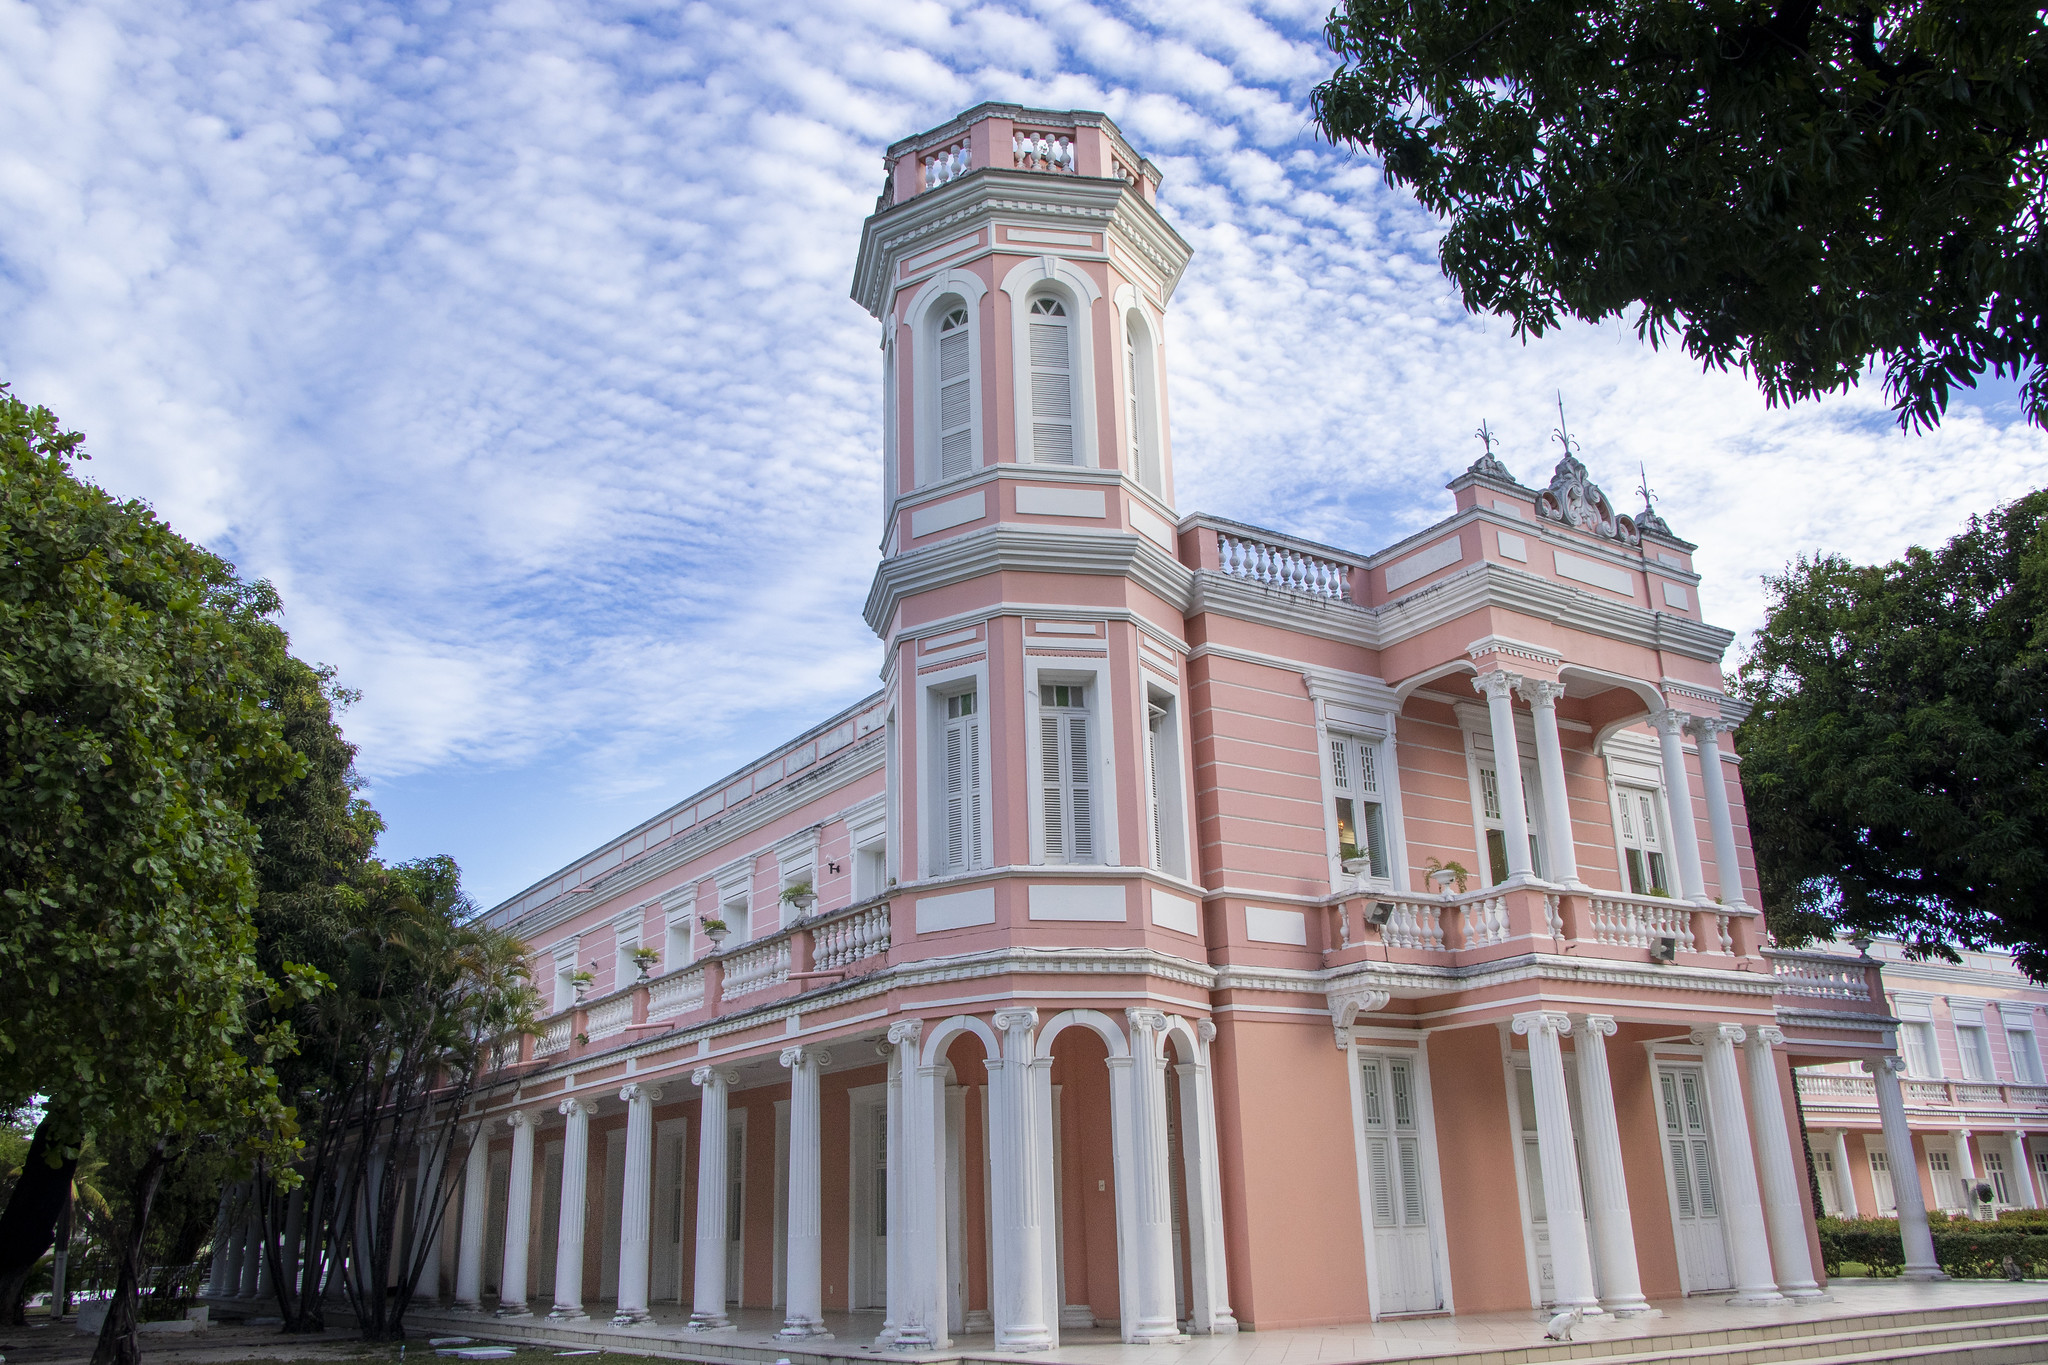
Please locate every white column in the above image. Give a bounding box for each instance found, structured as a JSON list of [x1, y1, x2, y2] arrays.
[[550, 1097, 596, 1320], [1691, 1025, 1780, 1302], [279, 1188, 305, 1307], [778, 1047, 831, 1339], [890, 1018, 949, 1349], [688, 1067, 736, 1330], [206, 1188, 236, 1297], [1520, 678, 1582, 887], [989, 1010, 1052, 1350], [1954, 1130, 1982, 1218], [1177, 1020, 1236, 1333], [1831, 1129, 1861, 1218], [1651, 709, 1708, 901], [2010, 1132, 2038, 1209], [1688, 718, 1747, 906], [1570, 1014, 1646, 1313], [499, 1110, 536, 1315], [1474, 672, 1534, 880], [1122, 1010, 1184, 1342], [1742, 1028, 1821, 1296], [240, 1199, 263, 1298], [612, 1084, 662, 1325], [879, 1038, 905, 1346], [1865, 1056, 1941, 1277], [1512, 1011, 1599, 1312], [455, 1124, 489, 1308]]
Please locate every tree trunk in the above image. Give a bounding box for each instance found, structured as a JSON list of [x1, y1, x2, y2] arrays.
[[0, 1109, 81, 1324], [91, 1142, 168, 1365]]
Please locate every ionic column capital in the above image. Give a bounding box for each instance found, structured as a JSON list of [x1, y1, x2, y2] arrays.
[[1577, 1013, 1618, 1038], [1690, 1023, 1746, 1047], [507, 1108, 534, 1130], [886, 1017, 925, 1048], [558, 1096, 597, 1120], [1752, 1025, 1785, 1048], [1196, 1019, 1218, 1043], [1511, 1010, 1572, 1038], [779, 1045, 830, 1070], [1862, 1054, 1908, 1077], [992, 1008, 1040, 1032], [619, 1083, 663, 1105], [1126, 1007, 1169, 1034], [690, 1066, 739, 1089]]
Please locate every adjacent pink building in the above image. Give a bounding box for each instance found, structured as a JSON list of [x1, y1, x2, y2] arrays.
[[415, 104, 1940, 1340]]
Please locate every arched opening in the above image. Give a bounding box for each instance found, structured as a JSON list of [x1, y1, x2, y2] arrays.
[[1026, 292, 1076, 465], [941, 1031, 995, 1335], [1049, 1023, 1120, 1331]]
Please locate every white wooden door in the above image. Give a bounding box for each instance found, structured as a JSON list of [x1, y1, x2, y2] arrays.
[[1813, 1148, 1841, 1216], [1658, 1066, 1731, 1291], [1358, 1053, 1439, 1312], [850, 1092, 889, 1309]]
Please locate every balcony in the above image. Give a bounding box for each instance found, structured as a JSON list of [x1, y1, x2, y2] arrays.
[[1795, 1068, 2048, 1119]]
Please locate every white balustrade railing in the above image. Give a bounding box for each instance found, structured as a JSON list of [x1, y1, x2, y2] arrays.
[[814, 902, 891, 972], [585, 993, 632, 1041], [1460, 896, 1511, 948], [2009, 1085, 2048, 1108], [1543, 893, 1563, 936], [1589, 895, 1695, 950], [1955, 1084, 2005, 1105], [720, 937, 791, 1001], [646, 965, 706, 1021], [1905, 1080, 1952, 1105], [1216, 533, 1352, 601], [535, 1016, 571, 1058], [1796, 1072, 1876, 1100], [1013, 131, 1075, 174], [922, 140, 970, 192], [1381, 899, 1446, 952], [1766, 950, 1872, 1001]]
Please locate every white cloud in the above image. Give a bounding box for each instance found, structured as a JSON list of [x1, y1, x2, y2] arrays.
[[1, 0, 2043, 903]]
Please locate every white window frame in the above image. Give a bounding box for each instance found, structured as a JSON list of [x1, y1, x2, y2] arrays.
[[1893, 995, 1942, 1078], [1024, 654, 1118, 867], [845, 794, 889, 902], [881, 327, 900, 526], [1950, 999, 1995, 1082], [922, 660, 992, 878], [1612, 783, 1674, 897], [902, 269, 987, 489], [549, 938, 581, 1014], [1866, 1138, 1898, 1214], [714, 859, 754, 944], [1327, 729, 1397, 889], [774, 828, 822, 928], [1143, 680, 1190, 878], [1457, 705, 1547, 887], [1344, 1038, 1453, 1319], [611, 907, 644, 992], [661, 884, 697, 973], [1118, 295, 1166, 496], [999, 256, 1100, 469], [2001, 1004, 2044, 1085]]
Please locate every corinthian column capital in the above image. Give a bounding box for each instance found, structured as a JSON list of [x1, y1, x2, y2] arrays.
[[1516, 676, 1568, 708], [1473, 670, 1520, 701]]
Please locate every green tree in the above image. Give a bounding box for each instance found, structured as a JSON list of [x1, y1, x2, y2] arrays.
[[1311, 1, 2048, 430], [0, 386, 318, 1362], [1735, 489, 2048, 971]]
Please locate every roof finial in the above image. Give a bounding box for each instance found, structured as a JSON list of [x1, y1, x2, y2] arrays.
[[1466, 418, 1513, 481], [1551, 392, 1580, 461], [1634, 460, 1674, 538]]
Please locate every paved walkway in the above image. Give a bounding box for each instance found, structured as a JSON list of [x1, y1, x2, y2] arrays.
[[400, 1279, 2048, 1365]]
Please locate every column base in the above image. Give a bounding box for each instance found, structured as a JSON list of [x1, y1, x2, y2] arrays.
[[453, 1300, 484, 1312], [1125, 1323, 1189, 1345], [776, 1320, 834, 1340], [1901, 1268, 1950, 1282], [993, 1327, 1054, 1351], [1059, 1305, 1095, 1329], [887, 1327, 949, 1351], [494, 1305, 533, 1318], [1604, 1303, 1660, 1319], [612, 1310, 653, 1326], [1723, 1291, 1784, 1306], [685, 1312, 736, 1331], [547, 1306, 589, 1322], [963, 1309, 993, 1333], [1779, 1286, 1828, 1300]]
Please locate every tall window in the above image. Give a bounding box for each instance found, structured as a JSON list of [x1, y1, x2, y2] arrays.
[[1615, 787, 1669, 895], [1985, 1149, 2013, 1206], [2007, 1011, 2044, 1084], [1954, 1008, 1996, 1081], [1330, 734, 1390, 880], [1040, 682, 1095, 863], [1899, 1017, 1942, 1078], [1146, 693, 1186, 876], [1125, 312, 1160, 493], [1478, 760, 1541, 883], [1869, 1147, 1897, 1214], [1028, 295, 1074, 464], [940, 690, 983, 873], [937, 305, 974, 479]]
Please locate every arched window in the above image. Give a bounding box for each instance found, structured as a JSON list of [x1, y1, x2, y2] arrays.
[[936, 303, 973, 479], [1124, 309, 1161, 494], [1027, 295, 1073, 464]]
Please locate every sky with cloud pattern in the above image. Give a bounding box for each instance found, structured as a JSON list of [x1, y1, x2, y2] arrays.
[[3, 0, 2045, 908]]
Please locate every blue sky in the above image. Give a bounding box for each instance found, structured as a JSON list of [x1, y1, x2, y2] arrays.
[[4, 0, 2045, 909]]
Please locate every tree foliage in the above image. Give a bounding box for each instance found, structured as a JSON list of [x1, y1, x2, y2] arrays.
[[1312, 0, 2048, 430], [1736, 489, 2047, 972]]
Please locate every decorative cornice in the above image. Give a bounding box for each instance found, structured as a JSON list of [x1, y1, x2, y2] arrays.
[[865, 525, 1193, 638]]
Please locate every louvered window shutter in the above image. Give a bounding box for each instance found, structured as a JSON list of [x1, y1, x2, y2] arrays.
[[938, 308, 973, 478], [964, 716, 983, 867], [1040, 688, 1094, 864], [1127, 327, 1142, 471], [1148, 706, 1166, 870], [1028, 297, 1074, 464], [1040, 714, 1064, 861], [942, 698, 983, 873], [1067, 714, 1093, 861], [945, 721, 967, 870]]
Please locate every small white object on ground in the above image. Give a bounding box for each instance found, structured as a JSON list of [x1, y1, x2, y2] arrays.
[[1544, 1308, 1581, 1341], [428, 1337, 475, 1346]]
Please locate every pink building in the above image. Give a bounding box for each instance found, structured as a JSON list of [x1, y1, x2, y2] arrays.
[[409, 105, 1931, 1340]]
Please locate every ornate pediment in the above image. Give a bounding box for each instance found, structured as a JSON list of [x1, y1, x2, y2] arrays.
[[1535, 451, 1641, 547]]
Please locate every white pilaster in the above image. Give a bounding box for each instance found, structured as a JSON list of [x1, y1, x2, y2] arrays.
[[991, 1009, 1052, 1349], [1687, 717, 1746, 906], [1865, 1057, 1942, 1277], [550, 1097, 596, 1320], [2011, 1131, 2038, 1210], [1651, 708, 1708, 901], [1742, 1028, 1821, 1295], [1122, 1010, 1186, 1342], [1831, 1129, 1860, 1218], [500, 1110, 537, 1315], [613, 1084, 662, 1324], [879, 1038, 905, 1346], [1570, 1014, 1646, 1313], [1512, 1011, 1599, 1312], [688, 1067, 737, 1330], [1691, 1025, 1780, 1302], [1178, 1020, 1237, 1333], [1520, 678, 1582, 887], [778, 1047, 832, 1339], [1474, 672, 1534, 880], [455, 1124, 489, 1308], [1954, 1130, 1982, 1217]]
